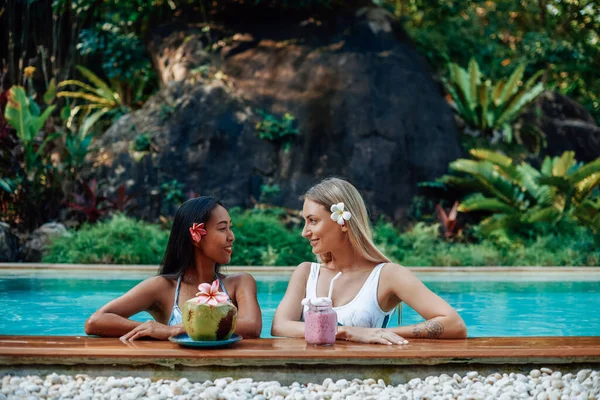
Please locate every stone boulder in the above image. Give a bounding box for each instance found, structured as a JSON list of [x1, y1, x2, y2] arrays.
[[92, 6, 461, 220], [0, 222, 21, 262], [93, 79, 275, 220], [22, 222, 69, 262], [521, 91, 600, 162]]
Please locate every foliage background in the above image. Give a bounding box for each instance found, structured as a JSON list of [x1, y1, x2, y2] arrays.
[[2, 0, 599, 265]]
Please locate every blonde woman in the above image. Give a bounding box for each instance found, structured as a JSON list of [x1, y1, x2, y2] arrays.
[[272, 178, 467, 345]]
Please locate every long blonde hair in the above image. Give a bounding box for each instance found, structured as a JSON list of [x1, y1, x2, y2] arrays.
[[305, 177, 390, 264]]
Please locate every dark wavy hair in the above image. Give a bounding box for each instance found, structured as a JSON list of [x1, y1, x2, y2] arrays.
[[158, 196, 225, 278]]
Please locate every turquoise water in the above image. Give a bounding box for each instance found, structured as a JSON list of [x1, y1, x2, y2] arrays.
[[0, 271, 598, 337]]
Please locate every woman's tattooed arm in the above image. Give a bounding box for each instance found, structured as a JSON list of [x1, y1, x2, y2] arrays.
[[412, 319, 445, 338]]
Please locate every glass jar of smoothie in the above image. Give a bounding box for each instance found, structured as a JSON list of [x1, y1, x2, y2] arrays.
[[302, 297, 337, 346]]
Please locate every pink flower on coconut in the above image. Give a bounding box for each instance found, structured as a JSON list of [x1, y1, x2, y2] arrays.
[[195, 279, 229, 306], [189, 222, 207, 243]]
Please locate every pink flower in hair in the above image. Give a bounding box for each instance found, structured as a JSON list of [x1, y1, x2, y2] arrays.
[[195, 279, 229, 306], [189, 222, 207, 243]]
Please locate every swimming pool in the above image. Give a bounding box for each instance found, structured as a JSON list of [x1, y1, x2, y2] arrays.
[[0, 268, 598, 337]]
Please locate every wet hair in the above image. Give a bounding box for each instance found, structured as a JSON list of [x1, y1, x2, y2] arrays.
[[158, 196, 225, 278], [304, 177, 390, 264]]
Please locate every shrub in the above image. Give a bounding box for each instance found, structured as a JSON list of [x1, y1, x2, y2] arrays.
[[43, 214, 168, 264], [229, 208, 313, 266], [373, 220, 600, 267], [42, 210, 600, 266]]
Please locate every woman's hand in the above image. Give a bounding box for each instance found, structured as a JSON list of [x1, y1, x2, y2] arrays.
[[120, 321, 183, 341], [337, 326, 409, 345]]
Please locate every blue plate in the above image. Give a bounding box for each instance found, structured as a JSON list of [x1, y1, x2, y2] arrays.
[[169, 333, 242, 348]]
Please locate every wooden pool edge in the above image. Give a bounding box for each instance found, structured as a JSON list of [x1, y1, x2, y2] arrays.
[[1, 336, 598, 384]]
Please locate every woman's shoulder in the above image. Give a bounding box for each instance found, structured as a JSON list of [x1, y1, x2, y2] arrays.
[[147, 275, 178, 289], [380, 262, 411, 276], [379, 262, 419, 285], [294, 262, 316, 277], [222, 272, 257, 297], [223, 272, 256, 284]]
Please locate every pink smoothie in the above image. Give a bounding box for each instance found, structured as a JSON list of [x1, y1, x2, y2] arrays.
[[304, 305, 337, 345]]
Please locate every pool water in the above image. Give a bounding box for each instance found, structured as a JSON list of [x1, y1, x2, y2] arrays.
[[0, 271, 598, 337]]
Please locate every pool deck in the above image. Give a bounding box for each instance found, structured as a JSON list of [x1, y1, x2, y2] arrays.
[[1, 336, 599, 383]]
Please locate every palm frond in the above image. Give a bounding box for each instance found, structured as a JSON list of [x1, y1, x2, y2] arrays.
[[552, 151, 576, 176], [499, 64, 526, 104], [522, 206, 561, 223], [568, 158, 600, 184], [75, 66, 116, 101], [57, 91, 115, 106], [459, 194, 515, 213]]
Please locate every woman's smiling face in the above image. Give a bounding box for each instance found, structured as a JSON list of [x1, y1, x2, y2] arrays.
[[301, 199, 347, 255], [197, 205, 235, 264]]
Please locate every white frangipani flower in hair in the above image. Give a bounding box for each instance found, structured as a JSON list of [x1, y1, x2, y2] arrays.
[[330, 202, 352, 225]]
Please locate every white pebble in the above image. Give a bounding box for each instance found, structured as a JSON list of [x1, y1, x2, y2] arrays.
[[335, 379, 348, 389], [214, 378, 228, 388], [537, 392, 548, 400], [408, 378, 421, 387], [203, 386, 222, 400], [552, 379, 564, 389], [577, 370, 592, 383], [0, 369, 597, 400], [552, 371, 562, 379]]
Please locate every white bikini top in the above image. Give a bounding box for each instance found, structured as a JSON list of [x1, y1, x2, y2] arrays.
[[302, 263, 394, 328]]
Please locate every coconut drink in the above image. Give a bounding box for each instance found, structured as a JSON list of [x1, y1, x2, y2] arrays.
[[183, 279, 237, 341]]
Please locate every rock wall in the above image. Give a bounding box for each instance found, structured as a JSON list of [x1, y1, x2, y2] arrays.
[[92, 7, 461, 220]]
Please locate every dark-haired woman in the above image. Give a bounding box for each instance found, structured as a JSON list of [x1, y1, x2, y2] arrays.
[[85, 196, 262, 340]]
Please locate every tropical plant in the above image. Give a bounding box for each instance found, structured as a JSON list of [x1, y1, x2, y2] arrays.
[[435, 201, 460, 240], [436, 149, 600, 236], [255, 109, 299, 151], [161, 179, 186, 209], [401, 0, 600, 123], [57, 65, 127, 132], [443, 59, 544, 145], [259, 184, 281, 204], [108, 184, 136, 213], [133, 134, 152, 152], [66, 179, 111, 224], [4, 86, 58, 172], [1, 85, 63, 229]]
